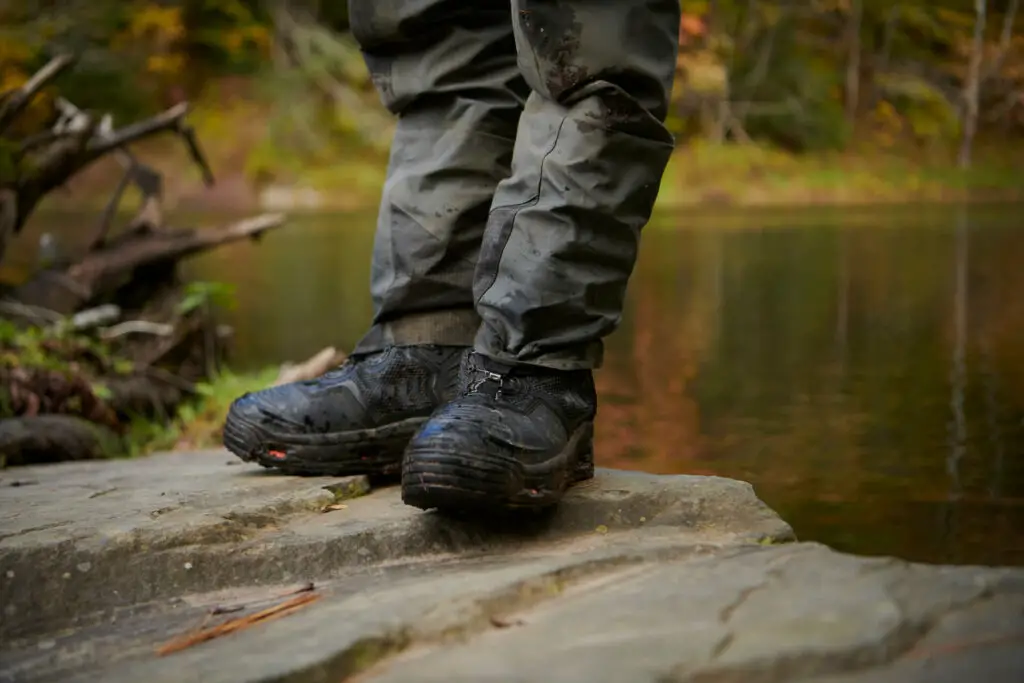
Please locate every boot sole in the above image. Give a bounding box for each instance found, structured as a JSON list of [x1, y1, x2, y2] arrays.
[[222, 408, 426, 476], [400, 421, 596, 511]]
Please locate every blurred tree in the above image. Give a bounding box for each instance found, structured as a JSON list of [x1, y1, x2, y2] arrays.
[[667, 0, 1023, 152], [960, 0, 989, 166], [0, 0, 1020, 158]]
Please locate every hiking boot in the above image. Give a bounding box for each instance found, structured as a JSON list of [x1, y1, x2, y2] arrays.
[[222, 345, 466, 475], [401, 352, 596, 511]]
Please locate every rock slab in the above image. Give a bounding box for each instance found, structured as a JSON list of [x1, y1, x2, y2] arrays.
[[0, 451, 1022, 683]]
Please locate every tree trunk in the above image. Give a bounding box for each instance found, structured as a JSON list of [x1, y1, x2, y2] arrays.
[[959, 0, 988, 168], [878, 6, 900, 72], [983, 0, 1020, 81], [845, 0, 863, 123]]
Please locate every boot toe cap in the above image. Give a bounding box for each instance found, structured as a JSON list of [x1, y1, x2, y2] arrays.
[[225, 384, 315, 437]]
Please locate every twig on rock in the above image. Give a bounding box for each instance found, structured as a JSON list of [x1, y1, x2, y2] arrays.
[[155, 592, 321, 656]]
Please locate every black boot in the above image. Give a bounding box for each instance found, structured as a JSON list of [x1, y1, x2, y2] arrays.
[[223, 345, 466, 475], [401, 352, 596, 511]]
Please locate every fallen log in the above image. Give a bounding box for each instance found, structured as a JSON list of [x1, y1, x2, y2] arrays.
[[0, 415, 124, 467], [11, 213, 286, 314], [0, 55, 292, 467]]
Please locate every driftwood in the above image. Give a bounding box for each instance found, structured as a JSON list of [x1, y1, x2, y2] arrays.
[[0, 54, 75, 133], [1, 55, 214, 263], [0, 56, 291, 467], [0, 415, 123, 467], [274, 346, 347, 386], [13, 213, 285, 314]]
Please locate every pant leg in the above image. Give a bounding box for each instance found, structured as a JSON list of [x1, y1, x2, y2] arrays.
[[473, 0, 680, 370], [349, 0, 527, 355]]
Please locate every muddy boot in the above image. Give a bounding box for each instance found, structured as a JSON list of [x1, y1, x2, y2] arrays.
[[223, 345, 466, 476], [401, 352, 595, 511]]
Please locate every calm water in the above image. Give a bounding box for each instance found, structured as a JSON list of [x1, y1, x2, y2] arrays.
[[14, 204, 1024, 566]]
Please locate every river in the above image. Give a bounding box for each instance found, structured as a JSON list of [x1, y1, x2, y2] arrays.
[[14, 203, 1024, 566]]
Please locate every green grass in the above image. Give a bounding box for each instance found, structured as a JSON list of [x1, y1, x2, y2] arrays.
[[124, 367, 279, 456], [2, 315, 280, 459], [657, 140, 1024, 208]]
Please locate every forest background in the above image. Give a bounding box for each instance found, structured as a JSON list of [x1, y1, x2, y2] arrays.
[[2, 0, 1023, 209]]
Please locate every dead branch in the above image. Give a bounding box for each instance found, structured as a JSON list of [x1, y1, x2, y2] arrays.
[[12, 213, 286, 314], [80, 101, 214, 188], [274, 346, 347, 385], [9, 115, 99, 236], [100, 320, 175, 339], [67, 304, 122, 331], [0, 300, 63, 325], [0, 54, 76, 134], [68, 213, 286, 287], [6, 101, 215, 245], [90, 161, 136, 249]]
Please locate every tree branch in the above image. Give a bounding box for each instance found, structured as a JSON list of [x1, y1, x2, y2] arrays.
[[84, 102, 214, 186], [0, 54, 76, 134], [67, 213, 287, 286]]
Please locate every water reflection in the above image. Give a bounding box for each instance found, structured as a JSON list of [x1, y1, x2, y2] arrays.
[[13, 205, 1024, 566]]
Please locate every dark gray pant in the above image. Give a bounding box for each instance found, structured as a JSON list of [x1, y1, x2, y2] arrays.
[[349, 0, 679, 370]]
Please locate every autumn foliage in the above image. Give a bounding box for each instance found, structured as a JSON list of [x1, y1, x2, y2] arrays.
[[1, 0, 1022, 157]]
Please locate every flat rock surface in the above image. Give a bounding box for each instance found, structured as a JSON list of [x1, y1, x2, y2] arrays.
[[1, 451, 1022, 683]]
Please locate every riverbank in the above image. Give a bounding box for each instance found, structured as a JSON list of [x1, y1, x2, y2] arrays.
[[35, 99, 1024, 214], [11, 95, 1024, 465], [2, 453, 1023, 683], [658, 141, 1024, 208]]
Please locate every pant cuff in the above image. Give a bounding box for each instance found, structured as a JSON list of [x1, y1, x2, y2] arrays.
[[352, 308, 481, 356], [473, 334, 604, 371]]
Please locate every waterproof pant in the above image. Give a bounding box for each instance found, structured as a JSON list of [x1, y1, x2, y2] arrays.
[[349, 0, 679, 370]]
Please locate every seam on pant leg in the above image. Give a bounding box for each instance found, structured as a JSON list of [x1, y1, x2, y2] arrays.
[[475, 3, 570, 309], [474, 113, 569, 306]]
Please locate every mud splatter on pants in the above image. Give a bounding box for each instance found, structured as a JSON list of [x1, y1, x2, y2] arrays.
[[349, 0, 680, 370]]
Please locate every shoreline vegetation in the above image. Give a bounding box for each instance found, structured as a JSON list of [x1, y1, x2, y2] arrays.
[[3, 0, 1024, 461], [39, 146, 1024, 215], [34, 101, 1024, 214], [30, 81, 1024, 214]]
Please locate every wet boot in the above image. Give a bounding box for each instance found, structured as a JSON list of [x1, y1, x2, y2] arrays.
[[223, 345, 465, 475], [401, 352, 596, 511]]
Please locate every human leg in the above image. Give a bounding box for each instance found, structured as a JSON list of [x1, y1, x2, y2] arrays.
[[402, 0, 680, 510], [222, 0, 525, 475]]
